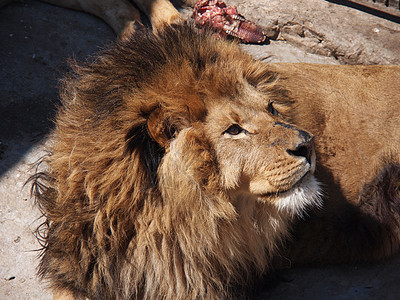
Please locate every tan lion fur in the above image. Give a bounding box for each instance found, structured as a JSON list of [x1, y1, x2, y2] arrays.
[[266, 63, 400, 264], [32, 24, 322, 299]]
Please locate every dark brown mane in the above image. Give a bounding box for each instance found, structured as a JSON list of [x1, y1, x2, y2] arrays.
[[55, 23, 292, 180], [30, 23, 297, 299]]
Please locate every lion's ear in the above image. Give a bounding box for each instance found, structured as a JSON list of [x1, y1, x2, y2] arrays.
[[125, 108, 177, 183], [125, 121, 165, 184], [147, 108, 175, 149]]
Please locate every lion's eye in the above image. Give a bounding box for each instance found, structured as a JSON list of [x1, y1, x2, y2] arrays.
[[224, 124, 244, 135], [267, 102, 279, 116]]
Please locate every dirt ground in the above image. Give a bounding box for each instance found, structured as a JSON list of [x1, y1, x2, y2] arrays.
[[0, 0, 399, 299]]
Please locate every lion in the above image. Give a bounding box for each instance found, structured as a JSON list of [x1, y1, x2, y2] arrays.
[[31, 23, 321, 299], [30, 23, 400, 299]]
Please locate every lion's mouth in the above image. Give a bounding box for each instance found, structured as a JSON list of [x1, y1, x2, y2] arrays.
[[260, 169, 311, 197], [267, 158, 313, 194], [259, 173, 323, 216]]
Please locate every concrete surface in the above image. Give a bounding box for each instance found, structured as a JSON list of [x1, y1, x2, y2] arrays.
[[0, 0, 399, 299]]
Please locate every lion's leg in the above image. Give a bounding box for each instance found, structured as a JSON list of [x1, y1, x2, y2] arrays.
[[133, 0, 182, 29], [40, 0, 142, 35]]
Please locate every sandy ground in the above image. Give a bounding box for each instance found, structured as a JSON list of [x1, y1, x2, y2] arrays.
[[0, 0, 399, 299]]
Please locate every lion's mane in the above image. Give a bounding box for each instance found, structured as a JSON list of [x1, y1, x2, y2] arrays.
[[32, 24, 302, 299]]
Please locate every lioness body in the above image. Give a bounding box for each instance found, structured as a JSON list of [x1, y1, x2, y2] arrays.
[[273, 63, 400, 203], [271, 63, 400, 263]]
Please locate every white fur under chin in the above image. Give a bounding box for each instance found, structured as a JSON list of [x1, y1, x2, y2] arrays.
[[273, 175, 323, 218]]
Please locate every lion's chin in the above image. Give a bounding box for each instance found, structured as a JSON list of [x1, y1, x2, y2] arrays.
[[258, 174, 323, 217]]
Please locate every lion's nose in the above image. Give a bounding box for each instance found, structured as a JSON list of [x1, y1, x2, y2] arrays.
[[273, 122, 315, 164], [286, 130, 314, 165]]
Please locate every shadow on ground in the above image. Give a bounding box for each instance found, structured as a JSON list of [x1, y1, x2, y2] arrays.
[[0, 0, 115, 178]]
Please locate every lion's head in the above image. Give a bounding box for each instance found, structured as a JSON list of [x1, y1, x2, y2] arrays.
[[35, 24, 321, 299], [155, 74, 320, 216]]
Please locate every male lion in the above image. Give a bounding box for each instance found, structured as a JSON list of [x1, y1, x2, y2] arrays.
[[32, 23, 322, 299], [31, 23, 400, 299]]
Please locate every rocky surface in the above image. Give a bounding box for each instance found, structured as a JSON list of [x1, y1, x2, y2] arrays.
[[217, 0, 400, 64], [0, 0, 399, 299]]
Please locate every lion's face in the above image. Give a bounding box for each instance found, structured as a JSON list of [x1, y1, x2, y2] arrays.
[[151, 76, 320, 216], [207, 101, 314, 191], [204, 82, 318, 213]]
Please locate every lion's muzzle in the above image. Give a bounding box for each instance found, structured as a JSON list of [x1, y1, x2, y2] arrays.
[[286, 130, 314, 167], [274, 121, 315, 174]]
